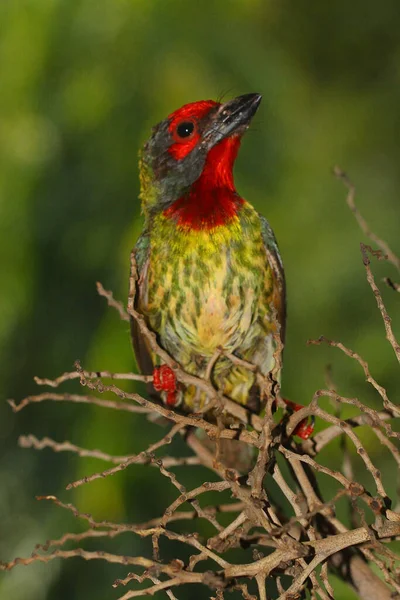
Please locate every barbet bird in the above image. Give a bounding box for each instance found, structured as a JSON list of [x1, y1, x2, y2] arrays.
[[131, 94, 313, 454]]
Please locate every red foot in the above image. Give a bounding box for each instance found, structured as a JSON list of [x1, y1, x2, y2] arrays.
[[283, 399, 315, 440], [153, 365, 179, 407]]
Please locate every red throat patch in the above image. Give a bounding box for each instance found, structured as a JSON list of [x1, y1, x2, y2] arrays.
[[164, 136, 244, 230]]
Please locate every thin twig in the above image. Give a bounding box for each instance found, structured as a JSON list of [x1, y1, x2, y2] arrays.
[[333, 166, 400, 272]]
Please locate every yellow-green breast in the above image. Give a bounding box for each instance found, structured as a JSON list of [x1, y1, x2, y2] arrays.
[[137, 202, 279, 410]]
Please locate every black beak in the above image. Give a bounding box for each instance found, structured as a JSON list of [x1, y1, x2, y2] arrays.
[[205, 93, 262, 147]]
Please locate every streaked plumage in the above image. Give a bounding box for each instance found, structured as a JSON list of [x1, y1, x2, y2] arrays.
[[131, 94, 286, 416]]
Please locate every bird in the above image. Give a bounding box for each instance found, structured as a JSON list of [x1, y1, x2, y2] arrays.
[[131, 93, 313, 453]]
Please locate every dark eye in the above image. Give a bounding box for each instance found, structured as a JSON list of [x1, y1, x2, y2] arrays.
[[176, 121, 195, 139]]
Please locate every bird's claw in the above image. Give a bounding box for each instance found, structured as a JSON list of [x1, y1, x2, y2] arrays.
[[283, 399, 315, 440], [153, 365, 176, 393], [153, 365, 180, 407], [292, 415, 315, 440]]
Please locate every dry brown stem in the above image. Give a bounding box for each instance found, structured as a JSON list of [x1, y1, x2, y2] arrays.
[[2, 170, 400, 599], [333, 166, 400, 273]]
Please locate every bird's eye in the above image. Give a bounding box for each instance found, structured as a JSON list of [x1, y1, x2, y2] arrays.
[[175, 121, 195, 139]]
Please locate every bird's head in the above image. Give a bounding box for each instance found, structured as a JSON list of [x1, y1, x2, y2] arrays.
[[139, 93, 262, 220]]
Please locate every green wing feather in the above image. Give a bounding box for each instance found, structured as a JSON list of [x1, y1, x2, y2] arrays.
[[134, 230, 151, 274], [259, 214, 286, 343], [130, 231, 156, 385]]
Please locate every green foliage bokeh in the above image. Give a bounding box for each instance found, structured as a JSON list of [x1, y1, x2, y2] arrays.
[[1, 1, 399, 598]]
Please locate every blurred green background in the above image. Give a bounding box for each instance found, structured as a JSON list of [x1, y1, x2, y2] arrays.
[[1, 1, 399, 598]]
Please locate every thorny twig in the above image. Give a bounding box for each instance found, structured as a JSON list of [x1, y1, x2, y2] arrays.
[[2, 170, 400, 599]]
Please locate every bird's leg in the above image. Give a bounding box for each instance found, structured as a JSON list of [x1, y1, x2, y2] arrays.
[[153, 368, 314, 438], [283, 399, 315, 440], [153, 365, 180, 407]]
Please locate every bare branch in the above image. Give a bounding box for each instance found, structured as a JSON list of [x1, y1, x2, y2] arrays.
[[360, 243, 400, 363], [34, 369, 151, 388], [96, 281, 130, 321], [6, 180, 400, 599], [333, 166, 400, 272], [66, 423, 185, 489]]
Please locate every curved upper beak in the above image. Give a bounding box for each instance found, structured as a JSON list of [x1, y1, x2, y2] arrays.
[[204, 93, 262, 148]]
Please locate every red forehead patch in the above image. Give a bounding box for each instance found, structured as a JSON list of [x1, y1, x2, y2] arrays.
[[168, 99, 219, 123]]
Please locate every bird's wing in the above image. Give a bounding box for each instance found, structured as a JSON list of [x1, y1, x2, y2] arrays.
[[130, 231, 156, 379], [259, 214, 287, 343]]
